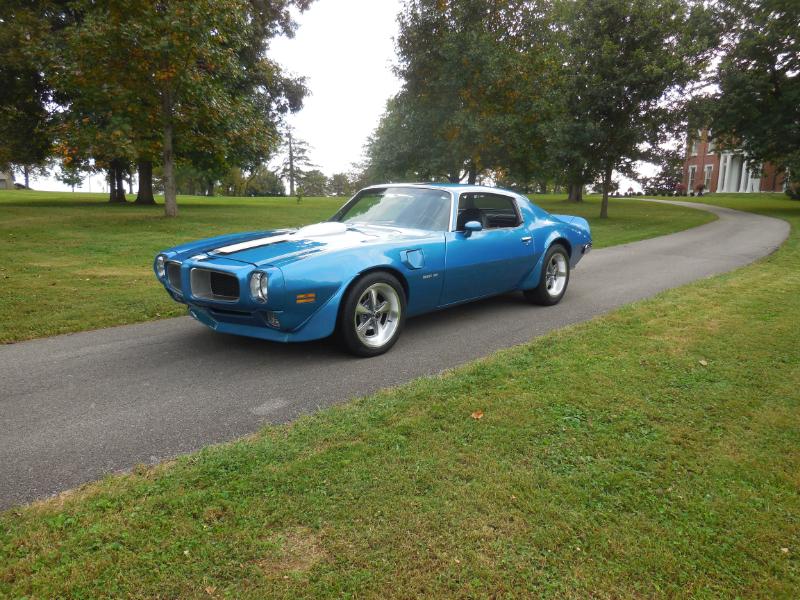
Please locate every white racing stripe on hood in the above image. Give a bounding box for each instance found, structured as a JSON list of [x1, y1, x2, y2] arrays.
[[212, 233, 295, 255], [211, 222, 350, 255]]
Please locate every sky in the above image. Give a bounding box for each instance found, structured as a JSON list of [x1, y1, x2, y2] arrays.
[[31, 0, 404, 192], [269, 0, 403, 175]]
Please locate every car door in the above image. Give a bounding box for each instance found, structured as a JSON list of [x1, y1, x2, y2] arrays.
[[440, 192, 535, 305]]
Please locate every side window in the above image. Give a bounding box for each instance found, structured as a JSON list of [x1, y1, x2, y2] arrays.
[[457, 193, 521, 230]]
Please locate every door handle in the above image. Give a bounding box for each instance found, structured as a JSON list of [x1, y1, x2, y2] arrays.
[[521, 236, 532, 244]]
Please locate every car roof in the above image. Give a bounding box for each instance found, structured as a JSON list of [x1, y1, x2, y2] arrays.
[[362, 182, 522, 197]]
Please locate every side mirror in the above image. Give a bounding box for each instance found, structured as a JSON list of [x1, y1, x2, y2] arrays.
[[463, 220, 483, 237]]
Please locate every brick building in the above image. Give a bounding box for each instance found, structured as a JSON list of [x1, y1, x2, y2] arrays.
[[682, 131, 786, 194]]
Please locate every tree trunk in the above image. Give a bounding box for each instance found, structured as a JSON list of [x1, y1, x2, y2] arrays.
[[115, 165, 126, 201], [288, 132, 295, 197], [206, 180, 214, 197], [467, 163, 477, 185], [568, 183, 583, 202], [600, 166, 612, 219], [161, 91, 178, 217], [108, 166, 124, 202], [23, 165, 30, 189], [135, 160, 155, 204]]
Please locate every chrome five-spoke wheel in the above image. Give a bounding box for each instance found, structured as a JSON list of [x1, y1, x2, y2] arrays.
[[524, 243, 570, 306], [339, 272, 406, 356], [544, 252, 568, 297], [354, 282, 401, 349]]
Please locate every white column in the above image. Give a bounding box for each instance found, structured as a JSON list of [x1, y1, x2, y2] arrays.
[[738, 159, 748, 192], [724, 155, 735, 192], [717, 153, 728, 192]]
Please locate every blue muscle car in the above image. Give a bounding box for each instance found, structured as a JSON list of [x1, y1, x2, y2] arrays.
[[154, 184, 592, 356]]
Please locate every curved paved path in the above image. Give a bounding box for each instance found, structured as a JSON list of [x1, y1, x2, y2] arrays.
[[0, 201, 789, 509]]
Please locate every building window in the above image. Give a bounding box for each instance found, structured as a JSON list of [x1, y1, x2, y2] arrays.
[[688, 165, 697, 191], [690, 139, 699, 156], [706, 137, 715, 154], [704, 165, 713, 190]]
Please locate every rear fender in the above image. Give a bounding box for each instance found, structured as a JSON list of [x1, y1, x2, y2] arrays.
[[518, 229, 579, 290]]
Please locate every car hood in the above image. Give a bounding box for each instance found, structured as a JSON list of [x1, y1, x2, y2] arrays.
[[170, 222, 438, 268]]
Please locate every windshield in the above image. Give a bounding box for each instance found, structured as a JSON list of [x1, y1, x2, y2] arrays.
[[332, 187, 452, 231]]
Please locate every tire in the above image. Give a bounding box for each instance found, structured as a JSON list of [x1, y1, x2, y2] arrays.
[[523, 244, 570, 306], [338, 272, 406, 357]]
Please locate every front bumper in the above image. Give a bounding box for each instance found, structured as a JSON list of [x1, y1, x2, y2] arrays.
[[188, 298, 339, 343]]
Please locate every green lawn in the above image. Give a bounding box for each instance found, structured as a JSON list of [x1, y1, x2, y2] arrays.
[[1, 193, 797, 598], [0, 190, 712, 343]]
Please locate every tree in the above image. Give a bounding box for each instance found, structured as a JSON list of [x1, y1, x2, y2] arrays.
[[246, 167, 285, 196], [278, 128, 315, 196], [555, 0, 717, 217], [328, 172, 354, 196], [638, 149, 685, 195], [51, 0, 311, 215], [297, 169, 328, 197], [0, 1, 68, 186], [710, 0, 799, 198], [56, 161, 85, 191], [368, 0, 555, 184]]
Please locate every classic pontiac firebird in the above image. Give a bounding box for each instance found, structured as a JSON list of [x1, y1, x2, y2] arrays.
[[154, 184, 592, 356]]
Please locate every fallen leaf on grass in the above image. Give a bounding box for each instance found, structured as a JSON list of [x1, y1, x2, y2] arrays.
[[470, 410, 484, 420], [205, 587, 217, 595], [781, 547, 790, 554], [699, 359, 708, 366]]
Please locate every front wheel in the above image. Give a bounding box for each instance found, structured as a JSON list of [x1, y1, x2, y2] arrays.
[[524, 244, 570, 306], [338, 272, 406, 357]]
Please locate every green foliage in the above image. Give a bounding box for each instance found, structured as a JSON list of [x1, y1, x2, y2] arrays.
[[244, 167, 285, 197], [56, 162, 85, 191], [2, 0, 311, 212], [297, 169, 328, 197], [710, 0, 800, 197], [277, 128, 316, 196], [0, 1, 64, 175], [364, 0, 556, 185], [555, 0, 717, 216], [328, 172, 356, 197], [362, 0, 718, 209]]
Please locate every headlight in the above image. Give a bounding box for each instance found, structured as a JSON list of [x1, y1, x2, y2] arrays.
[[155, 255, 166, 279], [249, 271, 268, 303]]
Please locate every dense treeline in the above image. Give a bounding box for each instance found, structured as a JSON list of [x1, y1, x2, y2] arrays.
[[1, 0, 797, 216], [0, 0, 314, 216], [362, 0, 799, 211]]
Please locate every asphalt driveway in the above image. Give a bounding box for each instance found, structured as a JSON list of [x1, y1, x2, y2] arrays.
[[0, 200, 789, 509]]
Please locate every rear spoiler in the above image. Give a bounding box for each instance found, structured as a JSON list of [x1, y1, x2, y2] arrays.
[[552, 214, 590, 234]]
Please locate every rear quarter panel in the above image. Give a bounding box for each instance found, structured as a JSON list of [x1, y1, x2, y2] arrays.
[[516, 196, 592, 290]]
